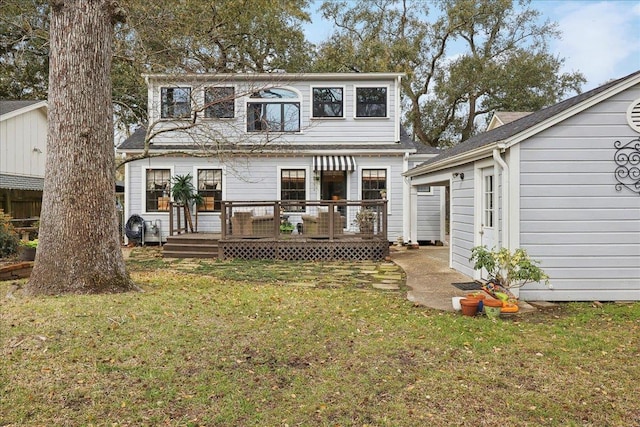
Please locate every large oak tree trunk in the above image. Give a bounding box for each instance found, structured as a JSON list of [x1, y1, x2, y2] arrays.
[[27, 0, 134, 294]]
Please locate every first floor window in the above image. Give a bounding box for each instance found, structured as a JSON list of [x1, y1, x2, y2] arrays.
[[205, 87, 234, 118], [161, 87, 191, 119], [416, 184, 432, 194], [356, 87, 387, 117], [146, 169, 171, 211], [197, 169, 223, 212], [281, 169, 306, 212], [483, 174, 494, 228], [362, 169, 387, 200]]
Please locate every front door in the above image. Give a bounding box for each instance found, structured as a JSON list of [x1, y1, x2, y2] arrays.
[[321, 170, 347, 217], [481, 168, 495, 250]]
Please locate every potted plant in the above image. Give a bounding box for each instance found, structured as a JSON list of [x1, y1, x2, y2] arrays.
[[18, 239, 38, 261], [469, 246, 550, 306], [279, 220, 295, 234], [171, 174, 202, 232], [353, 208, 375, 235]]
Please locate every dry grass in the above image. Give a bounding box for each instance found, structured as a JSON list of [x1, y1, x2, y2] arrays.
[[1, 248, 639, 426]]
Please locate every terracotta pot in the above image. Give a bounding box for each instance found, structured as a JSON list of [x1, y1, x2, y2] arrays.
[[460, 298, 479, 317], [483, 298, 503, 307], [466, 293, 485, 313]]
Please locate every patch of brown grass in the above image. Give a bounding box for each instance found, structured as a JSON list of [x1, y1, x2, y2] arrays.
[[1, 252, 639, 426]]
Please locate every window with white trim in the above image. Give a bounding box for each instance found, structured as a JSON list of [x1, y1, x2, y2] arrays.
[[197, 169, 223, 212], [483, 174, 494, 228], [280, 169, 306, 212], [416, 184, 433, 195], [146, 169, 171, 211], [312, 87, 343, 118], [356, 87, 387, 117], [247, 88, 300, 132], [362, 169, 387, 200], [161, 87, 191, 119], [205, 87, 235, 119]]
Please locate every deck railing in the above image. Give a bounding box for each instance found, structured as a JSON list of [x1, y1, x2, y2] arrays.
[[220, 199, 388, 241]]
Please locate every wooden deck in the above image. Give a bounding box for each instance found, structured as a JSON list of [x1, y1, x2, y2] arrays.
[[164, 200, 390, 261], [163, 232, 389, 261]]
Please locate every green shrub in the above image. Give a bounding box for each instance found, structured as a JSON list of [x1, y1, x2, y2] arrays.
[[0, 210, 19, 257]]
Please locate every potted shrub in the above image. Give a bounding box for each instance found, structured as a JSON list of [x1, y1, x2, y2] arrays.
[[171, 174, 203, 232], [353, 208, 375, 235], [469, 246, 550, 305], [279, 220, 295, 234], [18, 239, 38, 261]]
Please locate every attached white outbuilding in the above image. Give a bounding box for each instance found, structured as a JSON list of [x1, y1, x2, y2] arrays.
[[405, 71, 640, 302]]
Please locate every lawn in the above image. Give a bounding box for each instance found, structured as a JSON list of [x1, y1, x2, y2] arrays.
[[1, 248, 639, 426]]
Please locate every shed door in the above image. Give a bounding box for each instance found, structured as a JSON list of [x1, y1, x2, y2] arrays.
[[481, 168, 495, 250]]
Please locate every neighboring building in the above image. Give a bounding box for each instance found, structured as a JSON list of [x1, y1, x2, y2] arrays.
[[0, 100, 47, 219], [405, 70, 640, 301], [117, 73, 442, 244]]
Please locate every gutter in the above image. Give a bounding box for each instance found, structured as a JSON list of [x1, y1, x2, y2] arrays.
[[492, 146, 509, 250], [404, 143, 498, 177]]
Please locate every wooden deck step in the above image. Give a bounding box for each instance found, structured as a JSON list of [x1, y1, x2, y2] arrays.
[[163, 233, 220, 259]]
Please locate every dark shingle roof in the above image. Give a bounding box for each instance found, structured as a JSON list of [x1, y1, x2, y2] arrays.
[[0, 100, 45, 116], [0, 174, 44, 191], [415, 70, 640, 169]]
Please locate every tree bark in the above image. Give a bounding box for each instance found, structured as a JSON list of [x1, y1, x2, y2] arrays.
[[27, 0, 134, 294]]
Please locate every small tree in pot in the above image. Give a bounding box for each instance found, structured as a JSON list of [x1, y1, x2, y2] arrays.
[[470, 246, 550, 303]]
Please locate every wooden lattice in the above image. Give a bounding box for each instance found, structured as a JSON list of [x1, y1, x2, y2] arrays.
[[221, 238, 388, 261]]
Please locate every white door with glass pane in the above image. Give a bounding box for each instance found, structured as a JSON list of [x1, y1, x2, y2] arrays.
[[481, 168, 495, 250]]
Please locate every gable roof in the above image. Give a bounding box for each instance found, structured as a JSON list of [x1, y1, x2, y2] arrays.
[[0, 100, 47, 120], [486, 111, 531, 130], [405, 70, 640, 177]]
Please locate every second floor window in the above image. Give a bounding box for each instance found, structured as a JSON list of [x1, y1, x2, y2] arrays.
[[146, 169, 171, 211], [281, 169, 306, 212], [247, 88, 300, 132], [313, 87, 343, 118], [161, 87, 191, 119], [197, 169, 223, 212], [356, 87, 387, 118], [362, 169, 387, 200], [205, 87, 235, 119]]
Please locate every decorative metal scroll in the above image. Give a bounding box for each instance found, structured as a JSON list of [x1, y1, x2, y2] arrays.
[[614, 138, 640, 195]]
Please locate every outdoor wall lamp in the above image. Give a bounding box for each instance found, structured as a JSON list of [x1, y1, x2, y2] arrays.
[[453, 172, 464, 180]]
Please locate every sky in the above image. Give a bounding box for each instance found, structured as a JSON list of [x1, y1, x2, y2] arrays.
[[304, 0, 640, 91]]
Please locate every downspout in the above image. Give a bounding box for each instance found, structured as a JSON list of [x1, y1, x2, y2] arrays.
[[492, 147, 509, 250], [402, 152, 410, 244]]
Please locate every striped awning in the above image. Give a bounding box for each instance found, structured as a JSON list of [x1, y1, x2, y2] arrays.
[[313, 156, 357, 172]]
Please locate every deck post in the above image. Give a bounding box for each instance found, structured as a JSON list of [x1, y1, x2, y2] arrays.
[[274, 201, 280, 238], [220, 202, 226, 239], [169, 202, 174, 236]]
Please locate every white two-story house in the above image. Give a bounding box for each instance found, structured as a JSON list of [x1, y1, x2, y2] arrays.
[[117, 73, 443, 249]]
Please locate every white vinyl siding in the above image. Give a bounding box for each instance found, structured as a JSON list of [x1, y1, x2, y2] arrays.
[[0, 106, 47, 177], [416, 187, 442, 242], [518, 85, 640, 301], [145, 78, 398, 146], [449, 167, 475, 277], [125, 154, 408, 243]]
